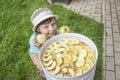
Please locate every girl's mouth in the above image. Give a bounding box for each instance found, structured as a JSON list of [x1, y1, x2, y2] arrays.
[[46, 32, 56, 38], [49, 31, 55, 35]]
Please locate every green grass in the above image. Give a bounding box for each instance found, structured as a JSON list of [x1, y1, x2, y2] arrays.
[[0, 0, 103, 80]]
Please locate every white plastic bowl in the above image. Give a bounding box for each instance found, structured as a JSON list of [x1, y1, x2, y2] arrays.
[[39, 33, 98, 80]]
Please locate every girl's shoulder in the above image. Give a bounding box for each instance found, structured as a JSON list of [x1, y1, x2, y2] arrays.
[[29, 32, 37, 41]]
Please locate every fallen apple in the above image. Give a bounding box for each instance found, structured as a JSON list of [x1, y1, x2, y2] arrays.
[[36, 34, 47, 44], [59, 26, 70, 34]]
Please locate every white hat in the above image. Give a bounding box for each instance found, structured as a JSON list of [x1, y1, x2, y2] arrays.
[[31, 8, 58, 32]]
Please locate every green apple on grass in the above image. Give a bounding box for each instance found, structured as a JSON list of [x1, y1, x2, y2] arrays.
[[59, 26, 71, 34]]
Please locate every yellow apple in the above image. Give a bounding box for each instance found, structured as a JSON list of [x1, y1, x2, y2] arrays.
[[36, 34, 47, 44], [59, 26, 70, 34]]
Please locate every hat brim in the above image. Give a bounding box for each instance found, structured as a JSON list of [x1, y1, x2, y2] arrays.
[[32, 15, 58, 32]]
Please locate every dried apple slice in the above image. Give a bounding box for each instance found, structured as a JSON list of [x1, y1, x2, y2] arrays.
[[70, 46, 78, 56], [43, 59, 53, 67], [79, 42, 87, 47], [56, 53, 62, 58], [58, 48, 67, 54], [42, 55, 52, 61], [56, 57, 63, 66], [63, 73, 68, 77], [69, 62, 75, 69], [51, 53, 56, 60], [72, 38, 80, 44], [45, 45, 53, 52], [84, 45, 94, 53], [75, 57, 85, 67], [82, 63, 91, 73], [84, 45, 91, 50], [75, 45, 83, 51], [45, 61, 56, 70], [61, 67, 68, 73], [62, 54, 71, 64], [75, 67, 83, 76], [58, 48, 64, 52], [86, 60, 94, 67], [86, 53, 96, 62], [67, 38, 79, 45], [62, 38, 69, 44], [79, 49, 87, 58], [87, 48, 95, 54], [71, 55, 77, 62], [62, 44, 70, 52], [49, 66, 60, 75], [66, 38, 74, 45], [68, 68, 75, 77], [61, 63, 69, 69], [42, 52, 51, 57]]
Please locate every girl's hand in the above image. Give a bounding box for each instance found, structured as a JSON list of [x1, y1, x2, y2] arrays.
[[36, 65, 42, 70], [33, 37, 42, 48]]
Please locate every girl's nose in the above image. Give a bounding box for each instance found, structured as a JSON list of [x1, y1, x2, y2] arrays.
[[49, 25, 54, 31]]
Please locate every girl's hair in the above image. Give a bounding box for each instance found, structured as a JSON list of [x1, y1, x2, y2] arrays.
[[35, 17, 55, 33]]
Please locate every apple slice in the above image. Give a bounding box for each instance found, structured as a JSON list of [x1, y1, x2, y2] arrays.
[[75, 57, 85, 67], [72, 38, 80, 45], [86, 53, 96, 62], [84, 45, 95, 54], [75, 67, 83, 76], [82, 63, 91, 73], [69, 62, 75, 69], [61, 63, 69, 69], [42, 55, 52, 61], [61, 67, 68, 73], [86, 60, 94, 67], [56, 53, 62, 58], [62, 54, 71, 64], [56, 57, 63, 66], [68, 68, 75, 77], [75, 45, 83, 51], [42, 52, 51, 57], [71, 55, 77, 62], [70, 46, 78, 56], [79, 49, 87, 58], [43, 59, 53, 67], [49, 66, 60, 75], [45, 61, 56, 70], [79, 42, 87, 47], [63, 73, 68, 77]]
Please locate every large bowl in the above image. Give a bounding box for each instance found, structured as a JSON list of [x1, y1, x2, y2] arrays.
[[39, 33, 98, 80]]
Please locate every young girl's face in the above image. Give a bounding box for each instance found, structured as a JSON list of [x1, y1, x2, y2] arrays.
[[37, 18, 57, 38]]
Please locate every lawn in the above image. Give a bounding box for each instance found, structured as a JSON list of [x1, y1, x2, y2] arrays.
[[0, 0, 104, 80]]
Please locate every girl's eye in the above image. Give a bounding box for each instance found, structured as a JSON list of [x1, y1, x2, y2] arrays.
[[43, 26, 48, 28], [52, 23, 56, 26]]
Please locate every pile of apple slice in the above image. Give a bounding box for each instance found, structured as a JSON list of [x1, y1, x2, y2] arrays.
[[42, 38, 96, 77]]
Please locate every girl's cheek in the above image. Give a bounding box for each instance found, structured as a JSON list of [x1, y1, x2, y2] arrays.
[[40, 29, 48, 34]]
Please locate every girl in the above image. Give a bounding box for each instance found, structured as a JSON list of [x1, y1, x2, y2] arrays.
[[29, 8, 59, 77]]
